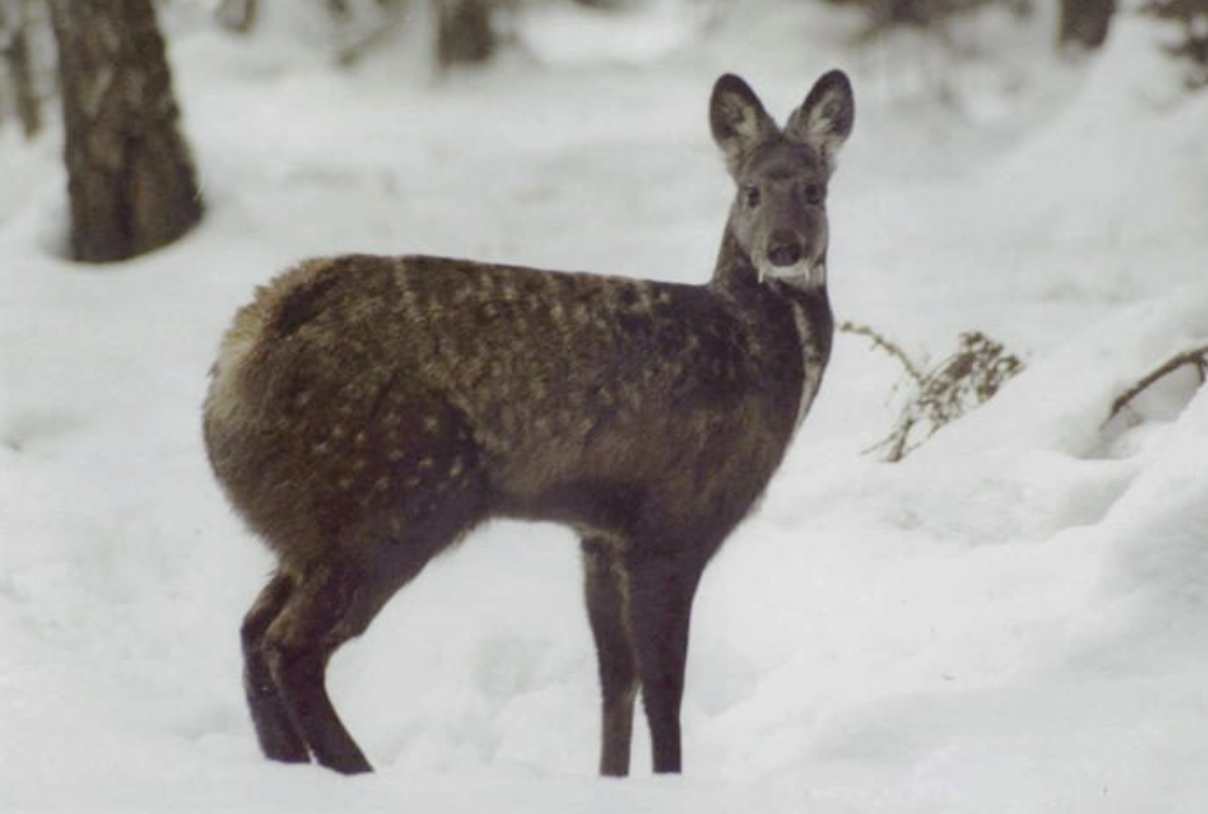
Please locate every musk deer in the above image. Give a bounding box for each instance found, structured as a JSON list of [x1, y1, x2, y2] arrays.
[[204, 70, 854, 777]]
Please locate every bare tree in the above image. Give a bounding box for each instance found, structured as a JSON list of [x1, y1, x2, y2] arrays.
[[1058, 0, 1116, 50], [434, 0, 496, 69], [48, 0, 203, 263], [1, 0, 42, 137]]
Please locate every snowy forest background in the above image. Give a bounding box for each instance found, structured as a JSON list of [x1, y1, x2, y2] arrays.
[[3, 0, 1208, 811]]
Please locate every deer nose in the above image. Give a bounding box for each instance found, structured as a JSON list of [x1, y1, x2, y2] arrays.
[[767, 233, 803, 267]]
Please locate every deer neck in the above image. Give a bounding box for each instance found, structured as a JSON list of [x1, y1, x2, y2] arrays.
[[711, 223, 833, 430], [710, 223, 758, 291], [774, 274, 833, 429]]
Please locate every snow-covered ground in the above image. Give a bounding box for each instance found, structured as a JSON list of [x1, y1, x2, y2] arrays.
[[3, 1, 1208, 811]]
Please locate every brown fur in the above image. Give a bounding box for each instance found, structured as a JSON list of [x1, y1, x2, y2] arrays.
[[204, 71, 853, 776]]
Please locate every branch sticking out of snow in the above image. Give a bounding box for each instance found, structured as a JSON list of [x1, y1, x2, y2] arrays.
[[840, 320, 926, 385], [842, 322, 1024, 462], [1108, 342, 1208, 422]]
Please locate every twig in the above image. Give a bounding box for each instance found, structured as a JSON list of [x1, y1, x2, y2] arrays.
[[1108, 343, 1208, 421], [840, 321, 925, 384], [846, 326, 1022, 463]]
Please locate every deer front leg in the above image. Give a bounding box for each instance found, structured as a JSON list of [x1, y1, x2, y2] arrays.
[[627, 553, 704, 774], [582, 536, 639, 777]]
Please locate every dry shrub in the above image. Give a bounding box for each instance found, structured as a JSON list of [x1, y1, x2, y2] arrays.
[[843, 322, 1023, 461]]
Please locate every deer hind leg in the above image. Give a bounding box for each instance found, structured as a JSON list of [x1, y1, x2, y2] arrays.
[[241, 572, 309, 764], [627, 553, 705, 774], [259, 492, 482, 774], [581, 536, 639, 777], [262, 561, 385, 774]]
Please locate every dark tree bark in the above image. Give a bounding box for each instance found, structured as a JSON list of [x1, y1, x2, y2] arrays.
[[1058, 0, 1116, 50], [48, 0, 203, 263], [433, 0, 496, 70]]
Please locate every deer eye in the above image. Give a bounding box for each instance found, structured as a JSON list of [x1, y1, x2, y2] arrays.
[[804, 183, 824, 204], [744, 186, 761, 208]]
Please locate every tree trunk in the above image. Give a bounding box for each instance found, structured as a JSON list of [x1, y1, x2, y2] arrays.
[[433, 0, 495, 70], [5, 0, 41, 137], [49, 0, 203, 263], [1058, 0, 1116, 50], [216, 0, 259, 34]]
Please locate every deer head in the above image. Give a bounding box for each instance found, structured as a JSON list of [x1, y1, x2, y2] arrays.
[[710, 71, 854, 288]]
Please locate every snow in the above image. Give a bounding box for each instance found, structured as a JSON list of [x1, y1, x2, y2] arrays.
[[3, 1, 1208, 811], [517, 0, 713, 66]]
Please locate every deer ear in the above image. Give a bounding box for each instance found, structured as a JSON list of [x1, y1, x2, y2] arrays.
[[710, 74, 777, 175], [785, 70, 854, 174]]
